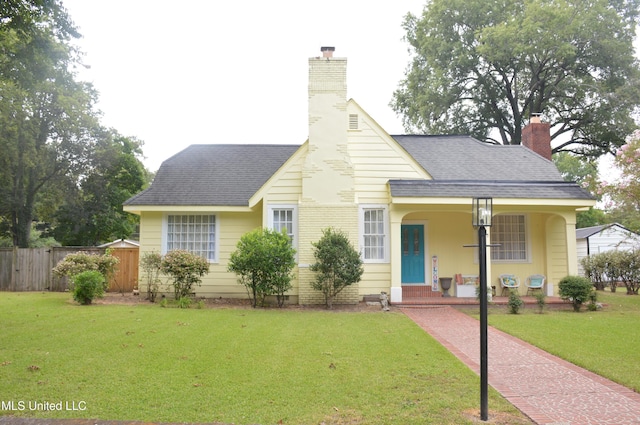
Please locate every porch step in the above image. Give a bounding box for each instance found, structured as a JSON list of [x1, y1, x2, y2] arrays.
[[402, 285, 442, 298]]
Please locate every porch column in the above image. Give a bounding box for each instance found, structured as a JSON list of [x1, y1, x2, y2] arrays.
[[390, 209, 403, 303], [565, 215, 579, 275]]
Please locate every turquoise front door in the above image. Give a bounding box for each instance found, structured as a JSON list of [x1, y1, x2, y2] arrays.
[[401, 224, 425, 283]]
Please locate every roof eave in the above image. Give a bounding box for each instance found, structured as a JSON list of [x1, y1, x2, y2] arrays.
[[123, 205, 254, 215]]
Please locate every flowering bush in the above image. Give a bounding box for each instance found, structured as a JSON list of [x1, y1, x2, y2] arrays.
[[160, 250, 209, 299], [600, 131, 640, 232], [53, 251, 119, 292]]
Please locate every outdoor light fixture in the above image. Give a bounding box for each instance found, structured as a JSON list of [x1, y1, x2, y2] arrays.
[[472, 197, 492, 422], [472, 197, 493, 227]]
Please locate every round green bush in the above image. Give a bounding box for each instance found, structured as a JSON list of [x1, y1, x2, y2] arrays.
[[558, 275, 593, 312], [71, 270, 105, 305]]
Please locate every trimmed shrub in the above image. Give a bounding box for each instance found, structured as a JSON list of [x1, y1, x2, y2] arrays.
[[141, 251, 163, 302], [580, 250, 640, 295], [613, 250, 640, 295], [71, 270, 105, 305], [161, 250, 209, 299], [558, 275, 593, 312], [507, 289, 523, 314], [228, 228, 296, 308], [310, 228, 363, 309], [534, 291, 546, 313]]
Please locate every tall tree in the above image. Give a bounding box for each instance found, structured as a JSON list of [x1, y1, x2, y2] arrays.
[[0, 0, 99, 247], [602, 130, 640, 232], [392, 0, 640, 157], [553, 152, 606, 228], [52, 128, 149, 246]]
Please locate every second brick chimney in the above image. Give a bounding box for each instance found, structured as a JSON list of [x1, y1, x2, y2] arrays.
[[522, 114, 552, 160]]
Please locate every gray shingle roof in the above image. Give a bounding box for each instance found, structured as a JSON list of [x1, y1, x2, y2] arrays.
[[389, 180, 593, 200], [392, 135, 563, 181], [124, 135, 594, 208], [390, 135, 593, 201], [124, 144, 299, 206]]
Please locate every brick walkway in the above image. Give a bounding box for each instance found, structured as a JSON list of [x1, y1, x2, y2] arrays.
[[402, 306, 640, 425]]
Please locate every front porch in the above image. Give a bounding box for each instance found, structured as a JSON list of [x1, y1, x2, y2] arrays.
[[394, 285, 567, 307], [391, 285, 570, 307]]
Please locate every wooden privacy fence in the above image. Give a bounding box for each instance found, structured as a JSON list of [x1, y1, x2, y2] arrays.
[[0, 247, 139, 293]]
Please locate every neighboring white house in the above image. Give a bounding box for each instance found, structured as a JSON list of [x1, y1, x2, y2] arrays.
[[576, 223, 639, 275]]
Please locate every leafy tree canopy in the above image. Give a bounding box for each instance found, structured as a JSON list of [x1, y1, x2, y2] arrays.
[[601, 130, 640, 232], [392, 0, 640, 158], [0, 0, 98, 247], [50, 128, 149, 246], [1, 1, 150, 247]]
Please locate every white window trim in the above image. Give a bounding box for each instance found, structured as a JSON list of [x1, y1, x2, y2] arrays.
[[267, 204, 299, 256], [490, 214, 531, 263], [162, 213, 220, 264], [359, 204, 390, 263]]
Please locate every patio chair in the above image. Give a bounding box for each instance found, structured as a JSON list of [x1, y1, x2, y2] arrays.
[[525, 274, 546, 296], [499, 274, 520, 296]]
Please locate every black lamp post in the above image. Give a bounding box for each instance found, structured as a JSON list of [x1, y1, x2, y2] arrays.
[[472, 197, 492, 421]]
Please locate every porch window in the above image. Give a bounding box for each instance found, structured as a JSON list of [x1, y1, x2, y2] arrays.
[[491, 214, 528, 261], [360, 205, 389, 262], [268, 205, 298, 252], [166, 214, 217, 262]]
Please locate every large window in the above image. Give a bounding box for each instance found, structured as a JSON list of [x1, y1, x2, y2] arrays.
[[166, 214, 217, 262], [360, 206, 389, 262], [491, 214, 528, 261]]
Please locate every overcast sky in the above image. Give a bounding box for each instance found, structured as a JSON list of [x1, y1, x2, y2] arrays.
[[61, 1, 425, 171]]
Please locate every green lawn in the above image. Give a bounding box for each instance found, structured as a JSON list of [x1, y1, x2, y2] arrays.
[[0, 293, 529, 425], [484, 290, 640, 392]]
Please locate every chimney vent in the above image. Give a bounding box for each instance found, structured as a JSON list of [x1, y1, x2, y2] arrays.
[[321, 46, 335, 58], [530, 113, 542, 124]]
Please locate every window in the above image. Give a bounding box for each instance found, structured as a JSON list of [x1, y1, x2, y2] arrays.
[[491, 215, 528, 261], [360, 206, 389, 262], [166, 214, 217, 262], [268, 205, 298, 250]]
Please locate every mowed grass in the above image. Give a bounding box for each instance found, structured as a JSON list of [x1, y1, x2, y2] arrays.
[[484, 290, 640, 392], [0, 293, 528, 425]]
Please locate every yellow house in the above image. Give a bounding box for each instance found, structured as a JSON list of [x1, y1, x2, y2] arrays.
[[124, 47, 595, 305]]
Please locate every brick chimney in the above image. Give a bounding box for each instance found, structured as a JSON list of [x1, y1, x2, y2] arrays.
[[522, 114, 552, 160]]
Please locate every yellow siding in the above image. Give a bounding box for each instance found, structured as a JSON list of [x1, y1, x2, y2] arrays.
[[347, 103, 427, 205], [137, 209, 301, 300], [547, 215, 569, 290], [359, 264, 391, 295], [255, 146, 305, 207]]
